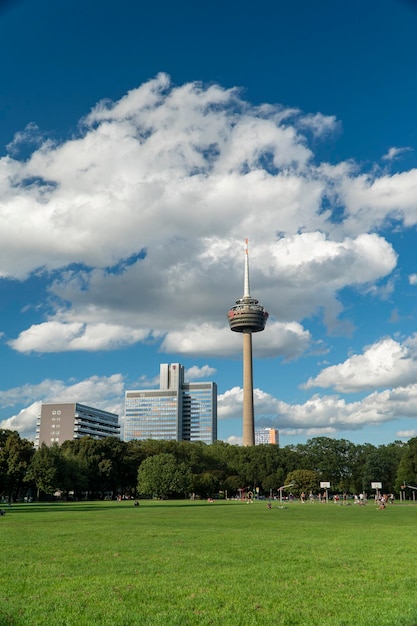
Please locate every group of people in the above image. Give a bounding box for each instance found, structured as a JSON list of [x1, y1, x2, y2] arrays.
[[265, 491, 398, 507], [375, 493, 394, 509], [286, 491, 396, 505], [353, 493, 367, 505], [299, 491, 328, 503]]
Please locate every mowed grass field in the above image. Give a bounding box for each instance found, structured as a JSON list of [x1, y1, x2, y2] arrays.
[[1, 499, 417, 626]]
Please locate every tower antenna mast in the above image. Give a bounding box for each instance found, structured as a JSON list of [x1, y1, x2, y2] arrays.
[[244, 238, 250, 298]]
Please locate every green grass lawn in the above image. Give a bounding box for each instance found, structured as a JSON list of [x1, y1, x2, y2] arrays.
[[1, 499, 416, 625]]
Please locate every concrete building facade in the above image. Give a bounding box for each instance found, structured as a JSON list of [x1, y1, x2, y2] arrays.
[[35, 402, 120, 448], [124, 363, 217, 444]]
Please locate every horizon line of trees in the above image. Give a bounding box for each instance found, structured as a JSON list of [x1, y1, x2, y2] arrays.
[[2, 429, 417, 502]]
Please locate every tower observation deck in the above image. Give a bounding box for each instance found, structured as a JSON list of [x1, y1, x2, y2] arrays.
[[227, 240, 268, 446]]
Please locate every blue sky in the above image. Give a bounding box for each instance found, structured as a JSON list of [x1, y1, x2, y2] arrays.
[[1, 0, 417, 447]]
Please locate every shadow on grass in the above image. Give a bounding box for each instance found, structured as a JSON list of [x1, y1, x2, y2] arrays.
[[8, 502, 121, 514], [8, 500, 226, 514]]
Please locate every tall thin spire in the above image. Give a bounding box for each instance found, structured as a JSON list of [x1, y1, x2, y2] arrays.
[[243, 238, 250, 299]]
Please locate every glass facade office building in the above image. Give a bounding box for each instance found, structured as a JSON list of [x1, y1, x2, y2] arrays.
[[124, 364, 217, 444]]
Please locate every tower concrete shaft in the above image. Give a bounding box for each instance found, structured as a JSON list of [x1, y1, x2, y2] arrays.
[[227, 240, 268, 446], [242, 331, 255, 446]]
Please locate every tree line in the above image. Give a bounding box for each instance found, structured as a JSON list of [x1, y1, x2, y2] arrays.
[[1, 429, 417, 501]]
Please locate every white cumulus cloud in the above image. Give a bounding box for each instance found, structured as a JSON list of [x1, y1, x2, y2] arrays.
[[185, 365, 217, 380], [9, 320, 151, 353], [304, 335, 417, 393], [219, 381, 417, 438], [0, 74, 409, 360]]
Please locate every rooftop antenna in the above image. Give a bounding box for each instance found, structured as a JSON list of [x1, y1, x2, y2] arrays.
[[244, 238, 250, 299]]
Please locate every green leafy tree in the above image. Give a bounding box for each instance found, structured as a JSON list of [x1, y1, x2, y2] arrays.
[[191, 470, 220, 498], [176, 440, 207, 470], [4, 433, 34, 500], [26, 444, 66, 499], [241, 445, 282, 490], [262, 470, 286, 496], [60, 442, 89, 498], [348, 442, 376, 493], [137, 453, 192, 498], [0, 430, 34, 501], [301, 437, 356, 491], [277, 445, 304, 475], [0, 430, 18, 497], [223, 474, 242, 496], [95, 437, 130, 494], [123, 439, 155, 496], [61, 437, 100, 495], [362, 442, 404, 494], [61, 437, 132, 497], [396, 437, 417, 493], [285, 469, 320, 495]]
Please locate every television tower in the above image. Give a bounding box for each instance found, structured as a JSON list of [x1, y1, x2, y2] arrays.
[[227, 240, 268, 446]]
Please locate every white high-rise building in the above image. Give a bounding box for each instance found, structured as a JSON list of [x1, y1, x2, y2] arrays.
[[124, 363, 217, 444], [255, 427, 279, 446]]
